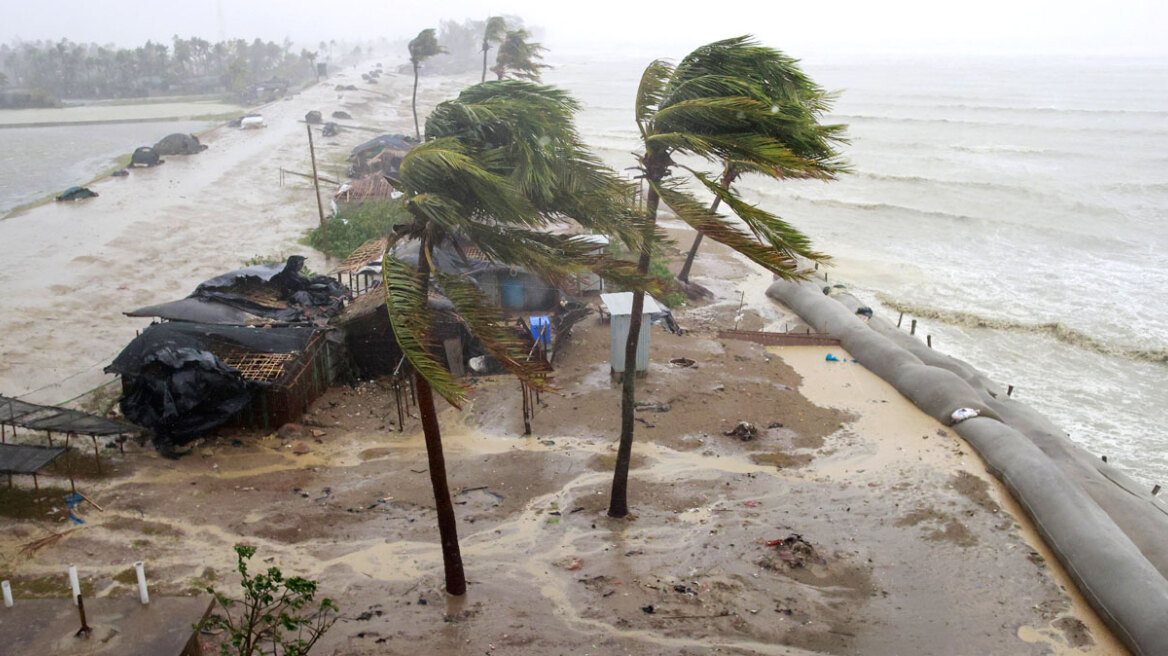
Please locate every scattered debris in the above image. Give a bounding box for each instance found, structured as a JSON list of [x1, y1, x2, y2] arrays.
[[634, 401, 671, 413], [56, 186, 98, 202], [553, 557, 583, 571], [19, 528, 81, 557], [950, 407, 980, 425], [723, 422, 758, 441], [762, 534, 824, 569]]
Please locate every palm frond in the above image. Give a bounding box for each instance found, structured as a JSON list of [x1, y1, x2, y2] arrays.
[[635, 59, 674, 137], [409, 28, 446, 65], [650, 175, 819, 280], [381, 251, 467, 406], [681, 165, 828, 267]]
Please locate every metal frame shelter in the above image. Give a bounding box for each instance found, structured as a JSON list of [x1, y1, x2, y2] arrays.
[[0, 395, 139, 477], [0, 444, 67, 489]]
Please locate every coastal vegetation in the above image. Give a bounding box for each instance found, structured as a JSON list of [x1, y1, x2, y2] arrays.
[[407, 29, 446, 140], [607, 37, 843, 517], [0, 36, 335, 106], [302, 199, 409, 259], [490, 30, 548, 81], [480, 16, 507, 83], [381, 80, 638, 594]]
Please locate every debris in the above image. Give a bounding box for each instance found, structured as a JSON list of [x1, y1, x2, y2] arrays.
[[635, 417, 656, 428], [743, 500, 760, 508], [950, 408, 980, 425], [553, 557, 584, 571], [825, 353, 841, 362], [19, 528, 81, 557], [291, 442, 310, 455], [669, 357, 695, 368], [56, 186, 98, 201], [767, 422, 784, 429], [634, 401, 671, 413], [723, 422, 758, 441], [305, 110, 323, 124], [641, 605, 655, 614], [763, 534, 823, 569]]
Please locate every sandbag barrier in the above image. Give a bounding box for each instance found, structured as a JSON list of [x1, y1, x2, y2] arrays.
[[767, 279, 1168, 656]]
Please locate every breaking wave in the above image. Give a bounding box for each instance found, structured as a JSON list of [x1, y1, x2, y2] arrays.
[[787, 196, 982, 224], [875, 293, 1168, 365]]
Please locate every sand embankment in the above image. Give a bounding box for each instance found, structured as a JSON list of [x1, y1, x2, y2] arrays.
[[0, 100, 243, 128]]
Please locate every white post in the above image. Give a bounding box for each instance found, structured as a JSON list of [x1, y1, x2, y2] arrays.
[[134, 561, 149, 605], [68, 565, 80, 605], [2, 580, 13, 607]]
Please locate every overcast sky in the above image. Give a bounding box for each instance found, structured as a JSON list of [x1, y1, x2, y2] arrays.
[[4, 0, 1166, 57]]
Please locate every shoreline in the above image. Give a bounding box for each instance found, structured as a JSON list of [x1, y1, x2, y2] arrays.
[[0, 63, 1131, 653]]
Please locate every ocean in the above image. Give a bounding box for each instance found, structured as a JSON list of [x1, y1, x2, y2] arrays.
[[2, 55, 1164, 490], [543, 53, 1168, 489]]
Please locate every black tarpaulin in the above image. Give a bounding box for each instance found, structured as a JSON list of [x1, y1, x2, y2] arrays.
[[105, 323, 319, 446], [124, 256, 347, 325]]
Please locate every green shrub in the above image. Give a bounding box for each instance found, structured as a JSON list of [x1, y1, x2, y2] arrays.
[[302, 199, 409, 258]]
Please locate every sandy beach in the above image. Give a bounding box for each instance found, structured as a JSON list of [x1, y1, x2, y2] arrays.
[[0, 64, 1127, 654]]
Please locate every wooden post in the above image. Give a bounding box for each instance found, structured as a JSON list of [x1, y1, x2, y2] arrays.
[[307, 125, 328, 249], [1007, 385, 1014, 397], [75, 594, 92, 638], [91, 435, 101, 475], [927, 335, 932, 348], [897, 312, 904, 328], [46, 430, 53, 446], [910, 319, 917, 335], [32, 473, 38, 490]]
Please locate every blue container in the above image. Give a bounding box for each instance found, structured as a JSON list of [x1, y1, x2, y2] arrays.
[[529, 315, 551, 344], [501, 278, 524, 308]]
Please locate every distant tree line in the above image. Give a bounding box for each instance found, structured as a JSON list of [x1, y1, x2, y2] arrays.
[[0, 36, 367, 106], [404, 16, 540, 76]]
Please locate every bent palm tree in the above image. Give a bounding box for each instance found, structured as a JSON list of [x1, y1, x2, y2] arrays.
[[608, 36, 846, 518], [408, 28, 446, 140], [491, 30, 548, 82], [676, 41, 848, 283], [384, 81, 641, 595], [480, 16, 506, 83]]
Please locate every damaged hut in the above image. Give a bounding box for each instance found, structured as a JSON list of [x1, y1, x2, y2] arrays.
[[108, 257, 348, 450], [153, 133, 208, 156], [347, 134, 416, 178], [331, 238, 587, 379]]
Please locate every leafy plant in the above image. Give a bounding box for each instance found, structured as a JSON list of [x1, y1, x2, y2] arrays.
[[200, 545, 338, 656], [302, 199, 409, 258]]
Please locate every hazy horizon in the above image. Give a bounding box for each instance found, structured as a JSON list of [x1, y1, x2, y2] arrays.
[[2, 0, 1166, 59]]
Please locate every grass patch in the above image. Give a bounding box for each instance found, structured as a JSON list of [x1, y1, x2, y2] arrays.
[[301, 199, 408, 259], [0, 486, 71, 520]]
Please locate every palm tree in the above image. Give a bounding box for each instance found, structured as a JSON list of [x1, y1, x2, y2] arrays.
[[607, 36, 845, 518], [490, 30, 548, 82], [408, 28, 446, 141], [383, 80, 640, 595], [480, 16, 506, 83], [676, 41, 848, 284]]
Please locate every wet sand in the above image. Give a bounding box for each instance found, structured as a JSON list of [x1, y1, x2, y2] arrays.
[[0, 63, 1127, 654]]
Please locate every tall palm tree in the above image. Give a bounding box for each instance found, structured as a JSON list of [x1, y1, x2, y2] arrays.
[[676, 41, 848, 283], [480, 16, 506, 83], [608, 36, 845, 518], [490, 30, 548, 82], [383, 80, 641, 595], [408, 28, 446, 141]]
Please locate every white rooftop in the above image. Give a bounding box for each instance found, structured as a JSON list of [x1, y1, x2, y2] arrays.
[[600, 292, 664, 316]]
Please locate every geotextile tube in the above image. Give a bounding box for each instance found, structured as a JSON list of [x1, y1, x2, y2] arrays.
[[767, 279, 1168, 656]]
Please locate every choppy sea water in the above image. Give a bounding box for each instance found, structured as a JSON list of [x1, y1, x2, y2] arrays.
[[544, 53, 1168, 488]]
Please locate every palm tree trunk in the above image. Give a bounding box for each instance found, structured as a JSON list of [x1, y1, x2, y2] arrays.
[[608, 186, 657, 518], [678, 166, 736, 283], [481, 45, 488, 83], [414, 243, 466, 595], [411, 61, 421, 141]]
